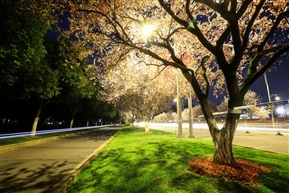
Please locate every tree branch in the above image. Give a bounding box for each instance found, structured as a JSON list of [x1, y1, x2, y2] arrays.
[[257, 9, 289, 53], [230, 0, 237, 13], [242, 0, 265, 52], [158, 0, 216, 55], [195, 0, 233, 21], [240, 44, 289, 93], [200, 56, 210, 98]]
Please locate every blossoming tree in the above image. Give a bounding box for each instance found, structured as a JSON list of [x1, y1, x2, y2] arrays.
[[57, 0, 289, 165]]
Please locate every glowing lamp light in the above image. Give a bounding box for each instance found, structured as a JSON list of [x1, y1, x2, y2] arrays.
[[270, 94, 280, 101], [275, 96, 280, 101], [141, 24, 155, 40]]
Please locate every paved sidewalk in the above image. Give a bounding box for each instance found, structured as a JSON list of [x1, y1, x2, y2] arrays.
[[0, 127, 120, 193]]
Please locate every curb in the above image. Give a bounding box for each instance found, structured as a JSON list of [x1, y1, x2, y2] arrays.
[[50, 128, 120, 193]]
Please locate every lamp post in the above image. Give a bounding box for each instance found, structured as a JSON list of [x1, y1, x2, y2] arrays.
[[176, 75, 183, 138], [271, 94, 281, 121], [188, 92, 194, 138], [264, 73, 276, 128]]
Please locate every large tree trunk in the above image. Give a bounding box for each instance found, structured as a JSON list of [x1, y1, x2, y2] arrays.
[[212, 112, 240, 165], [198, 95, 242, 165], [183, 66, 244, 165]]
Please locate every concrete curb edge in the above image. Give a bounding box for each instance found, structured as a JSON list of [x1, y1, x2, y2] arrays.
[[50, 128, 120, 193]]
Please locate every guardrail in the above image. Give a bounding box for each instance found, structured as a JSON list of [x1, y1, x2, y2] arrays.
[[0, 125, 114, 139]]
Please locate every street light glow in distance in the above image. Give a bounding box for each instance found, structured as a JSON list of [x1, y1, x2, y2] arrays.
[[141, 24, 155, 40]]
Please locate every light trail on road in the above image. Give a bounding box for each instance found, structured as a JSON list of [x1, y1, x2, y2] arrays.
[[0, 125, 113, 139], [138, 122, 289, 155], [135, 122, 289, 134]]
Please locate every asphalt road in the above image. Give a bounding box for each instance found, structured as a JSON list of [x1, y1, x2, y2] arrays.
[[0, 127, 120, 193], [149, 126, 289, 155], [1, 125, 288, 193]]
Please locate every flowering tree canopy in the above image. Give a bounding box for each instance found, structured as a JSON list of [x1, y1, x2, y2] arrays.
[[55, 0, 289, 165], [102, 61, 176, 124]]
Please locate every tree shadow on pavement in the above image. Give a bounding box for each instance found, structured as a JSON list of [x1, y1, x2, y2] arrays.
[[0, 160, 73, 193]]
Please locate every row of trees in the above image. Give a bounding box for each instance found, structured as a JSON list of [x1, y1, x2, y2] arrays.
[[153, 90, 270, 122], [55, 0, 288, 165], [101, 56, 192, 126], [1, 0, 288, 166], [0, 0, 120, 134]]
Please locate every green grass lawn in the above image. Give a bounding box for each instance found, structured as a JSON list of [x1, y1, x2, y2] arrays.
[[67, 126, 289, 193]]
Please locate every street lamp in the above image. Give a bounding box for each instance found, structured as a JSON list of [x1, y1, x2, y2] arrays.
[[271, 94, 280, 101], [264, 73, 279, 127], [175, 75, 183, 138], [188, 92, 194, 138], [141, 24, 156, 41]]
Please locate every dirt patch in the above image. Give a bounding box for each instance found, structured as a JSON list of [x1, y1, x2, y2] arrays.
[[188, 157, 269, 184]]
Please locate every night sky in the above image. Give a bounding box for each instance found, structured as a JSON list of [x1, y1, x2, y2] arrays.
[[250, 60, 289, 103], [206, 59, 289, 105]]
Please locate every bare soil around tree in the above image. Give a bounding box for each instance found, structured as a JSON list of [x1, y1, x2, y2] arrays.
[[188, 157, 270, 184]]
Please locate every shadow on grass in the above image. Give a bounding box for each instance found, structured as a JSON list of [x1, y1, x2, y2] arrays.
[[233, 146, 289, 193], [67, 128, 289, 193]]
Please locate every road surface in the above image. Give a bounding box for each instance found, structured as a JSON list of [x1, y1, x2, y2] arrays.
[[146, 123, 289, 155], [1, 124, 288, 193], [0, 127, 120, 193]]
